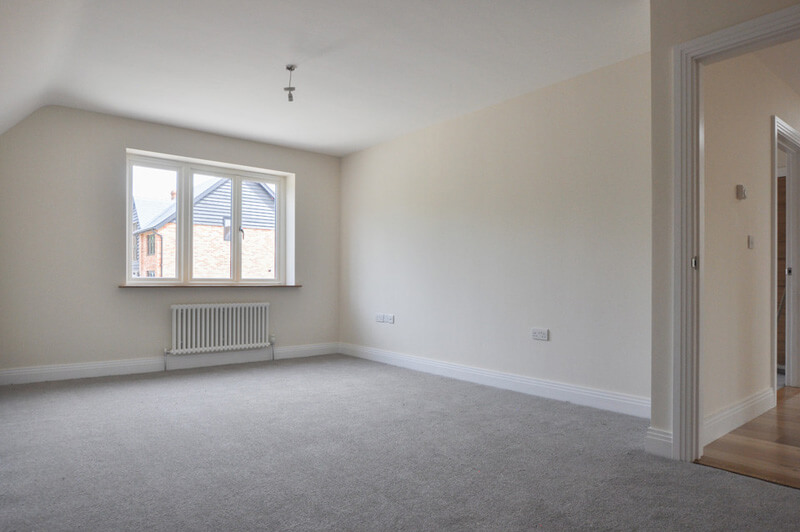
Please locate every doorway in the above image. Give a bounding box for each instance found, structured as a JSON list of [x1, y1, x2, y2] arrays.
[[777, 118, 800, 390], [671, 4, 800, 462], [697, 386, 800, 488], [778, 148, 787, 389], [695, 118, 800, 488]]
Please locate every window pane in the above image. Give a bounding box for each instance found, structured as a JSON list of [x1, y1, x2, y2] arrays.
[[192, 174, 231, 279], [242, 180, 276, 279], [131, 165, 177, 278]]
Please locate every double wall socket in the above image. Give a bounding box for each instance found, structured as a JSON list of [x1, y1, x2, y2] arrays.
[[376, 313, 396, 324], [531, 328, 550, 341]]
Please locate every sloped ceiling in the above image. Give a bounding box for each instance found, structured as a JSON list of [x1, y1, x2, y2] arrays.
[[756, 38, 800, 99], [0, 0, 650, 156]]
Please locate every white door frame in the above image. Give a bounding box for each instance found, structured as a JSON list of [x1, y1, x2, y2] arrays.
[[673, 4, 800, 462], [777, 117, 800, 389]]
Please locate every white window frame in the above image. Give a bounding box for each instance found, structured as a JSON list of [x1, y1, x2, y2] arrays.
[[125, 149, 295, 286]]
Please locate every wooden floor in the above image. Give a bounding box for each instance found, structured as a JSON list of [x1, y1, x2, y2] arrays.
[[697, 386, 800, 489]]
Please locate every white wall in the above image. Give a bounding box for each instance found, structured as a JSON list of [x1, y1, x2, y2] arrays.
[[649, 0, 800, 437], [0, 106, 340, 370], [702, 53, 800, 427], [340, 54, 652, 399]]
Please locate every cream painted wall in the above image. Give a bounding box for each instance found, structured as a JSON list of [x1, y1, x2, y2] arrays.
[[650, 0, 800, 433], [702, 53, 800, 420], [340, 54, 652, 398], [0, 106, 340, 370]]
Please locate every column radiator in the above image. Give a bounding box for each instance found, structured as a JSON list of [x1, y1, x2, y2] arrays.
[[169, 303, 270, 355]]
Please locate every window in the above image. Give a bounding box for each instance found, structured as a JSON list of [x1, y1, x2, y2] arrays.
[[126, 150, 294, 285]]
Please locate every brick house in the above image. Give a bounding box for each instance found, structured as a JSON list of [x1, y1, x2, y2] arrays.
[[132, 179, 276, 278]]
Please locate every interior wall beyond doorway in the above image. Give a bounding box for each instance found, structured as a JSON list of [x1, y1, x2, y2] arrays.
[[701, 51, 800, 445], [778, 148, 788, 371]]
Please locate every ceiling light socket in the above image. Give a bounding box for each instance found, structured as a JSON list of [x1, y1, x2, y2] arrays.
[[284, 64, 297, 102]]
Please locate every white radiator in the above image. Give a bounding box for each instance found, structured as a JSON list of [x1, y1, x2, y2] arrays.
[[169, 303, 270, 355]]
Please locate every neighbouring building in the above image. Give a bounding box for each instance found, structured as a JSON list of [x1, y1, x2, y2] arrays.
[[131, 179, 276, 279]]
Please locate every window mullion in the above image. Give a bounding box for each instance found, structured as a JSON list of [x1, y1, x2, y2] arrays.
[[232, 177, 242, 282], [181, 167, 193, 283]]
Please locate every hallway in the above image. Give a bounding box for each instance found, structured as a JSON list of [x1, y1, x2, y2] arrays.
[[697, 387, 800, 489]]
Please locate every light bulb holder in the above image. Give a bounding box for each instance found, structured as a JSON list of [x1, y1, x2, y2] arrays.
[[283, 64, 297, 102]]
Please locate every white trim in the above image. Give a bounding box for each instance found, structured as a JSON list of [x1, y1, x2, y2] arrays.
[[165, 347, 272, 370], [165, 342, 339, 370], [673, 36, 702, 463], [0, 343, 340, 385], [702, 388, 775, 448], [127, 149, 294, 178], [0, 357, 164, 385], [340, 343, 650, 418], [275, 343, 339, 360], [0, 343, 650, 422], [284, 174, 296, 285], [776, 117, 800, 389], [645, 427, 673, 459], [672, 3, 800, 463]]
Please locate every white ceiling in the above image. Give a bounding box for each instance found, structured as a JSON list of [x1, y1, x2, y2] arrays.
[[0, 0, 650, 156]]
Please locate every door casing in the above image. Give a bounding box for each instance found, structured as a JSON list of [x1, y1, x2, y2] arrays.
[[777, 118, 800, 389], [672, 4, 800, 462]]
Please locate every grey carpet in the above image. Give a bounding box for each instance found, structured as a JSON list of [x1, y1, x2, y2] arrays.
[[1, 354, 799, 531]]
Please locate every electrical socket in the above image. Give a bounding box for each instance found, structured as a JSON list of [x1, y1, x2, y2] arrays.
[[531, 328, 550, 341], [376, 313, 395, 324]]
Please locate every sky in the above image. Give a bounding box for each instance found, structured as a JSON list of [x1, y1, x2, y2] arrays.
[[132, 165, 219, 202]]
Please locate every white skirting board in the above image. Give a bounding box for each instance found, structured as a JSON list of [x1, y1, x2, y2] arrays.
[[0, 357, 165, 385], [0, 343, 339, 385], [644, 389, 778, 459], [165, 342, 339, 370], [275, 343, 340, 360], [701, 387, 775, 448], [0, 342, 650, 422], [165, 347, 273, 371], [644, 427, 673, 459], [339, 343, 651, 419]]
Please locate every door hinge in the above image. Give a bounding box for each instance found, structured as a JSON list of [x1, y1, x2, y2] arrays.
[[691, 256, 699, 270], [788, 266, 793, 276]]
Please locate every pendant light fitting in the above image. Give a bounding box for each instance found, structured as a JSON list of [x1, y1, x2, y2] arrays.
[[284, 64, 296, 102]]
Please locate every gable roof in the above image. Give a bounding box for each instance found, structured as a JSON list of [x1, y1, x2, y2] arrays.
[[133, 178, 276, 234], [133, 198, 174, 231]]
